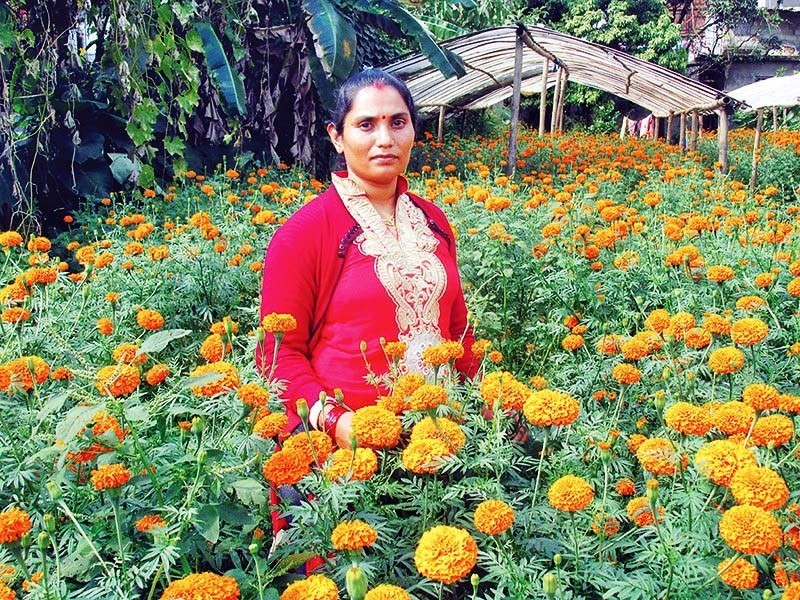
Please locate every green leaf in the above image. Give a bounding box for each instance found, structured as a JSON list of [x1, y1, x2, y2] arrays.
[[193, 22, 247, 116], [185, 29, 204, 53], [194, 504, 220, 543], [302, 0, 357, 80], [138, 329, 192, 355], [56, 403, 106, 445], [108, 153, 137, 184], [37, 391, 69, 422], [164, 136, 186, 157], [138, 163, 155, 189], [184, 371, 224, 389], [231, 478, 268, 507], [268, 553, 319, 579], [217, 502, 257, 527]]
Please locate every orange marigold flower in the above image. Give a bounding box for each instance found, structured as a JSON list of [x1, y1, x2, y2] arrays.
[[523, 389, 580, 427], [5, 356, 50, 391], [411, 417, 466, 452], [0, 583, 14, 600], [364, 584, 410, 600], [236, 382, 269, 407], [96, 364, 140, 397], [200, 334, 231, 362], [708, 346, 745, 375], [479, 371, 530, 411], [382, 341, 407, 358], [161, 572, 240, 600], [282, 430, 333, 464], [376, 394, 409, 415], [695, 440, 757, 486], [736, 295, 767, 311], [280, 574, 337, 600], [402, 438, 452, 474], [780, 393, 800, 413], [706, 265, 735, 283], [1, 308, 30, 324], [645, 309, 671, 333], [548, 475, 594, 512], [703, 313, 731, 335], [636, 437, 681, 475], [626, 496, 664, 527], [616, 478, 636, 496], [0, 366, 10, 392], [0, 506, 32, 544], [0, 231, 23, 247], [729, 466, 789, 511], [136, 309, 164, 330], [620, 337, 650, 361], [90, 463, 131, 491], [263, 449, 312, 487], [668, 311, 696, 341], [664, 402, 712, 436], [112, 343, 146, 365], [351, 406, 402, 449], [474, 499, 514, 535], [561, 334, 584, 351], [261, 313, 297, 333], [471, 339, 492, 359], [135, 515, 167, 533], [253, 413, 288, 439], [730, 318, 768, 346], [684, 327, 712, 349], [50, 366, 73, 381], [591, 512, 621, 537], [325, 448, 378, 482], [394, 373, 425, 398], [97, 318, 114, 335], [711, 401, 756, 436], [409, 384, 448, 411], [331, 519, 378, 551], [719, 505, 781, 554], [612, 363, 641, 385], [145, 364, 170, 386], [414, 525, 477, 585], [595, 334, 624, 355], [717, 557, 758, 589], [741, 382, 780, 411], [754, 273, 774, 288], [189, 361, 239, 397], [750, 414, 794, 448], [627, 433, 647, 454]]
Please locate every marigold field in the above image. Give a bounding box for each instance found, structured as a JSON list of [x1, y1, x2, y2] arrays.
[[1, 128, 800, 599]]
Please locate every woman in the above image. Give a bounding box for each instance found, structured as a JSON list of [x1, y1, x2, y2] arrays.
[[257, 69, 476, 448]]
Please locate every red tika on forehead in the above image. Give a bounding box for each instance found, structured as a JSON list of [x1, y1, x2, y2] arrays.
[[372, 80, 386, 90]]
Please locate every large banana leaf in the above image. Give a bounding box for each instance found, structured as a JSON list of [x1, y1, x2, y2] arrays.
[[358, 0, 466, 79], [302, 0, 357, 80], [193, 22, 247, 117]]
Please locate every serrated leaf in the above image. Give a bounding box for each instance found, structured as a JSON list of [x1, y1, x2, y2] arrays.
[[232, 478, 268, 507], [37, 391, 69, 422], [268, 553, 319, 579], [194, 504, 220, 544], [56, 403, 106, 445], [302, 0, 357, 80], [184, 371, 224, 389], [138, 329, 192, 355]]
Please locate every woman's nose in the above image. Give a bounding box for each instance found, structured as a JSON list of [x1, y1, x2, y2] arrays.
[[375, 123, 393, 146]]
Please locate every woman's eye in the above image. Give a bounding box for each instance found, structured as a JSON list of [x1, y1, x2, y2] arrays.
[[359, 122, 373, 130], [393, 119, 406, 128]]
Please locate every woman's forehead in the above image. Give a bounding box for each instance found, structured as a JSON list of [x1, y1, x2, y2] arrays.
[[347, 85, 410, 118]]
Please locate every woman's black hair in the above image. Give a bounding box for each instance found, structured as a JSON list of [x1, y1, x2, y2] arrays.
[[329, 68, 417, 133]]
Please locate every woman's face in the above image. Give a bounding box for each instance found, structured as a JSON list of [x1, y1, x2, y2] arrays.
[[327, 84, 415, 192]]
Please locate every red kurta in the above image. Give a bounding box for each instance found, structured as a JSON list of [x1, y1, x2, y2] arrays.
[[257, 173, 475, 431]]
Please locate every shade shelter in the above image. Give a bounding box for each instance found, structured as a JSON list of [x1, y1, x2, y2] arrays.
[[727, 74, 800, 189], [385, 24, 740, 174]]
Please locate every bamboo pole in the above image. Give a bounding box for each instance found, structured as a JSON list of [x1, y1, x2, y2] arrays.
[[557, 69, 568, 131], [717, 106, 728, 175], [690, 110, 699, 151], [666, 113, 674, 144], [749, 108, 764, 191], [507, 31, 524, 176], [550, 67, 561, 133], [437, 106, 445, 142], [621, 116, 628, 140], [679, 112, 687, 153], [538, 57, 549, 138], [773, 105, 779, 131], [654, 117, 662, 140]]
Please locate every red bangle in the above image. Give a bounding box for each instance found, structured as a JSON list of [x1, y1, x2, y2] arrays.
[[323, 406, 347, 436]]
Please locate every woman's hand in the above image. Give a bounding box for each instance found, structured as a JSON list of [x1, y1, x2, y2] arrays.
[[334, 411, 355, 449]]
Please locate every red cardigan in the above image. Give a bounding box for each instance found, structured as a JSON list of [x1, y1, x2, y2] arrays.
[[257, 175, 476, 431]]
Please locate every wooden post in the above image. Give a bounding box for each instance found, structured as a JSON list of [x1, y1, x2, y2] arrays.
[[773, 105, 779, 131], [783, 107, 788, 127], [437, 106, 445, 142], [654, 117, 662, 140], [550, 67, 561, 133], [679, 112, 687, 153], [621, 116, 628, 140], [557, 69, 567, 131], [690, 110, 699, 151], [717, 106, 728, 175], [538, 57, 549, 138], [749, 108, 764, 191], [666, 113, 674, 144], [507, 31, 523, 176]]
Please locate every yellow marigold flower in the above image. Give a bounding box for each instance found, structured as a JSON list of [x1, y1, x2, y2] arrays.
[[706, 265, 735, 283], [409, 384, 448, 411], [414, 525, 477, 585], [262, 449, 311, 488], [616, 478, 636, 496], [669, 311, 696, 341], [645, 309, 671, 333], [736, 295, 767, 311], [712, 401, 756, 436], [780, 393, 800, 413], [325, 448, 378, 482], [189, 362, 239, 397], [708, 346, 745, 375], [0, 506, 32, 544], [1, 307, 30, 324], [96, 318, 114, 335], [664, 402, 712, 436], [742, 382, 780, 411], [280, 574, 337, 600], [754, 273, 774, 288], [0, 231, 23, 247], [96, 364, 141, 397], [784, 582, 800, 599], [480, 371, 530, 411], [523, 389, 580, 427], [331, 519, 378, 551], [620, 337, 650, 361], [717, 557, 758, 589], [636, 437, 681, 475], [364, 584, 410, 600], [382, 341, 407, 358], [788, 277, 800, 297], [161, 572, 240, 599], [684, 327, 712, 349], [5, 356, 50, 391], [0, 583, 14, 600], [626, 496, 663, 527], [253, 413, 288, 439], [402, 438, 452, 474], [561, 334, 584, 351], [474, 499, 514, 535], [376, 394, 409, 415], [411, 417, 466, 452], [145, 364, 170, 386], [135, 515, 167, 533], [261, 313, 297, 333], [136, 308, 164, 331], [548, 475, 594, 512], [529, 375, 547, 390], [90, 463, 131, 491], [283, 431, 333, 464], [730, 318, 768, 346], [695, 440, 757, 486], [627, 433, 647, 453], [703, 313, 731, 335], [112, 343, 147, 365], [612, 363, 641, 385], [236, 382, 269, 407], [729, 466, 789, 511], [394, 373, 425, 398], [719, 505, 782, 555], [422, 344, 449, 366], [351, 406, 402, 449], [750, 414, 794, 447]]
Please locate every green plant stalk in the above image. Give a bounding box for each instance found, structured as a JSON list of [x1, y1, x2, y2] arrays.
[[254, 555, 265, 600], [569, 512, 580, 576], [649, 497, 674, 599], [39, 544, 52, 600], [146, 560, 164, 600], [531, 427, 550, 509], [9, 544, 31, 581], [110, 495, 128, 585], [120, 410, 165, 505], [49, 537, 62, 600]]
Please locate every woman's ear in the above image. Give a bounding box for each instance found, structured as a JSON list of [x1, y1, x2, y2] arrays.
[[327, 123, 343, 154]]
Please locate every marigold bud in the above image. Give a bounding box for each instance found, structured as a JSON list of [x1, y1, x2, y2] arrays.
[[471, 574, 480, 589], [296, 398, 309, 423], [43, 513, 56, 534], [543, 573, 558, 597], [248, 543, 259, 555], [646, 478, 659, 503], [553, 554, 562, 566], [46, 481, 63, 501], [37, 531, 49, 550], [346, 566, 368, 600]]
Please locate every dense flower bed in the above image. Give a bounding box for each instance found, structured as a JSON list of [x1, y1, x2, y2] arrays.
[[0, 128, 799, 599]]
